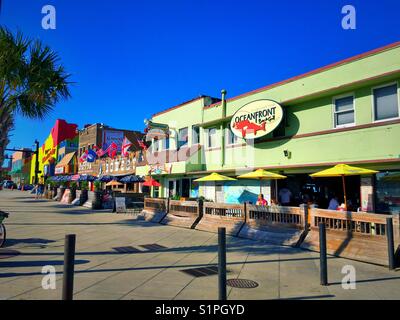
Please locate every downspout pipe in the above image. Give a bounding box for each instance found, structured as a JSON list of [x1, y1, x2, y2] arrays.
[[221, 90, 227, 168]]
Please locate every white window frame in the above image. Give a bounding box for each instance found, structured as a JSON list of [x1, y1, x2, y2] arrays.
[[371, 82, 400, 124], [225, 127, 239, 146], [191, 125, 200, 145], [206, 127, 217, 149], [332, 93, 356, 129], [152, 138, 160, 152], [177, 127, 189, 149]]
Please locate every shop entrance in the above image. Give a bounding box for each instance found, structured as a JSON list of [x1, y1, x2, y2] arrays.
[[277, 174, 361, 210], [168, 178, 191, 199]]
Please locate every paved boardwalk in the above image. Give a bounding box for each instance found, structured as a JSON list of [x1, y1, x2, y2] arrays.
[[1, 189, 400, 300]]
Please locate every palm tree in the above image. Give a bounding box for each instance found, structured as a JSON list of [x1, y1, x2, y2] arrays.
[[0, 27, 71, 166]]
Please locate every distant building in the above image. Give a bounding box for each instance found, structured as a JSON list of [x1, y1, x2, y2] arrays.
[[10, 149, 32, 185], [78, 123, 143, 176], [30, 119, 78, 183]]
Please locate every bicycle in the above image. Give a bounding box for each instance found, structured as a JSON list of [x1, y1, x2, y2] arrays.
[[0, 210, 9, 247]]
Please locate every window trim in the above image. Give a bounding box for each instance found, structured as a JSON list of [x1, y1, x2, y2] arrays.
[[225, 127, 241, 146], [178, 127, 189, 150], [206, 127, 218, 149], [191, 125, 200, 146], [371, 81, 400, 124], [332, 92, 356, 129]]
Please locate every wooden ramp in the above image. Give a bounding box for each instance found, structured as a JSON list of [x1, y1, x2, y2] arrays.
[[239, 225, 304, 246], [82, 191, 95, 209], [60, 189, 71, 204], [194, 203, 245, 236], [238, 205, 307, 247], [141, 198, 168, 223], [300, 209, 399, 266], [160, 200, 201, 229]]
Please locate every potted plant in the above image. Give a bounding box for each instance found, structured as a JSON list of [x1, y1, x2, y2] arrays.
[[171, 194, 181, 201], [93, 180, 103, 209], [52, 182, 59, 200], [68, 181, 77, 203], [79, 181, 89, 205]]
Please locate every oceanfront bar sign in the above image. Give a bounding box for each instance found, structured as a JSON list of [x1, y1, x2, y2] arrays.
[[230, 100, 284, 140]]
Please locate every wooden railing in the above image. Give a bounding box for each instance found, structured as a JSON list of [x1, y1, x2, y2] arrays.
[[144, 197, 167, 213], [203, 202, 245, 218], [247, 205, 305, 228], [310, 209, 391, 237], [169, 200, 199, 217]]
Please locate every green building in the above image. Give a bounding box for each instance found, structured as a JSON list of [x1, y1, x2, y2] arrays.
[[136, 41, 400, 214]]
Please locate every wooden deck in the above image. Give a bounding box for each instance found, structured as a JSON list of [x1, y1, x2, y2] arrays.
[[160, 200, 201, 229], [301, 209, 400, 266], [141, 198, 400, 266]]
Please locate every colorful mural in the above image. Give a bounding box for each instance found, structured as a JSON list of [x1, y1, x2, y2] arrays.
[[223, 180, 272, 205]]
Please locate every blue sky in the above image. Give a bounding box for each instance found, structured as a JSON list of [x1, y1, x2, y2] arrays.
[[1, 0, 400, 159]]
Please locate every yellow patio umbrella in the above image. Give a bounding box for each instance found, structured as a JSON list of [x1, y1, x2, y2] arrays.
[[237, 169, 287, 194], [310, 164, 378, 210], [194, 172, 237, 182], [194, 173, 236, 203]]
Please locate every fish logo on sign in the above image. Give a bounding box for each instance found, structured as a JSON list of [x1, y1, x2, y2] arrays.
[[230, 100, 284, 140]]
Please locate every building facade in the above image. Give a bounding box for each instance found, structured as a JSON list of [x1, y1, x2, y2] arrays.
[[30, 119, 78, 183], [10, 149, 32, 185], [136, 41, 400, 214], [78, 123, 144, 177]]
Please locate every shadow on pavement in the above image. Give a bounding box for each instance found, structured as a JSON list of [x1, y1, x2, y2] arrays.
[[0, 259, 90, 269], [5, 238, 57, 248], [279, 294, 336, 300]]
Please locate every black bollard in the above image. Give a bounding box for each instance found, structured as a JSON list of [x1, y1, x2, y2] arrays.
[[386, 217, 395, 270], [319, 223, 328, 286], [303, 204, 309, 230], [218, 227, 227, 300], [62, 234, 76, 300]]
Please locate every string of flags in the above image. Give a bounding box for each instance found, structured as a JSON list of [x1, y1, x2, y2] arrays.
[[79, 136, 147, 163]]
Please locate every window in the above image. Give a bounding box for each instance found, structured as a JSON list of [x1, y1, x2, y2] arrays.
[[226, 128, 238, 145], [375, 171, 400, 214], [164, 137, 170, 150], [273, 107, 287, 137], [178, 127, 188, 149], [334, 95, 354, 127], [373, 84, 399, 121], [192, 126, 200, 145], [207, 128, 217, 148], [153, 138, 160, 152]]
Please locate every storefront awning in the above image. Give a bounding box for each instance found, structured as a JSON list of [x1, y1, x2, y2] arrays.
[[56, 152, 76, 169]]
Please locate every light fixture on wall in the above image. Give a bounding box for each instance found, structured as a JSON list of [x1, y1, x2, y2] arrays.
[[283, 150, 292, 159]]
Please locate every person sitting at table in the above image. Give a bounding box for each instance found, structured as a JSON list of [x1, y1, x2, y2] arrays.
[[270, 199, 279, 207], [256, 194, 268, 206], [328, 195, 339, 210]]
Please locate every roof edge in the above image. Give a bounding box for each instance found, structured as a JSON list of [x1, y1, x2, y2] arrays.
[[204, 40, 400, 110]]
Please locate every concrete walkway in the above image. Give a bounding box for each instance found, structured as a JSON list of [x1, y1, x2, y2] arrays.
[[1, 189, 400, 300]]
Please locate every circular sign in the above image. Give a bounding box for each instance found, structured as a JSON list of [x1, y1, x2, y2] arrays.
[[230, 100, 284, 140]]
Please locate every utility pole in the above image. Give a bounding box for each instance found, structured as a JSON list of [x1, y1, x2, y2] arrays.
[[34, 139, 40, 184]]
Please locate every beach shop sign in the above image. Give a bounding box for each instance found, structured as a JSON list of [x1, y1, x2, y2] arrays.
[[230, 100, 284, 140]]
